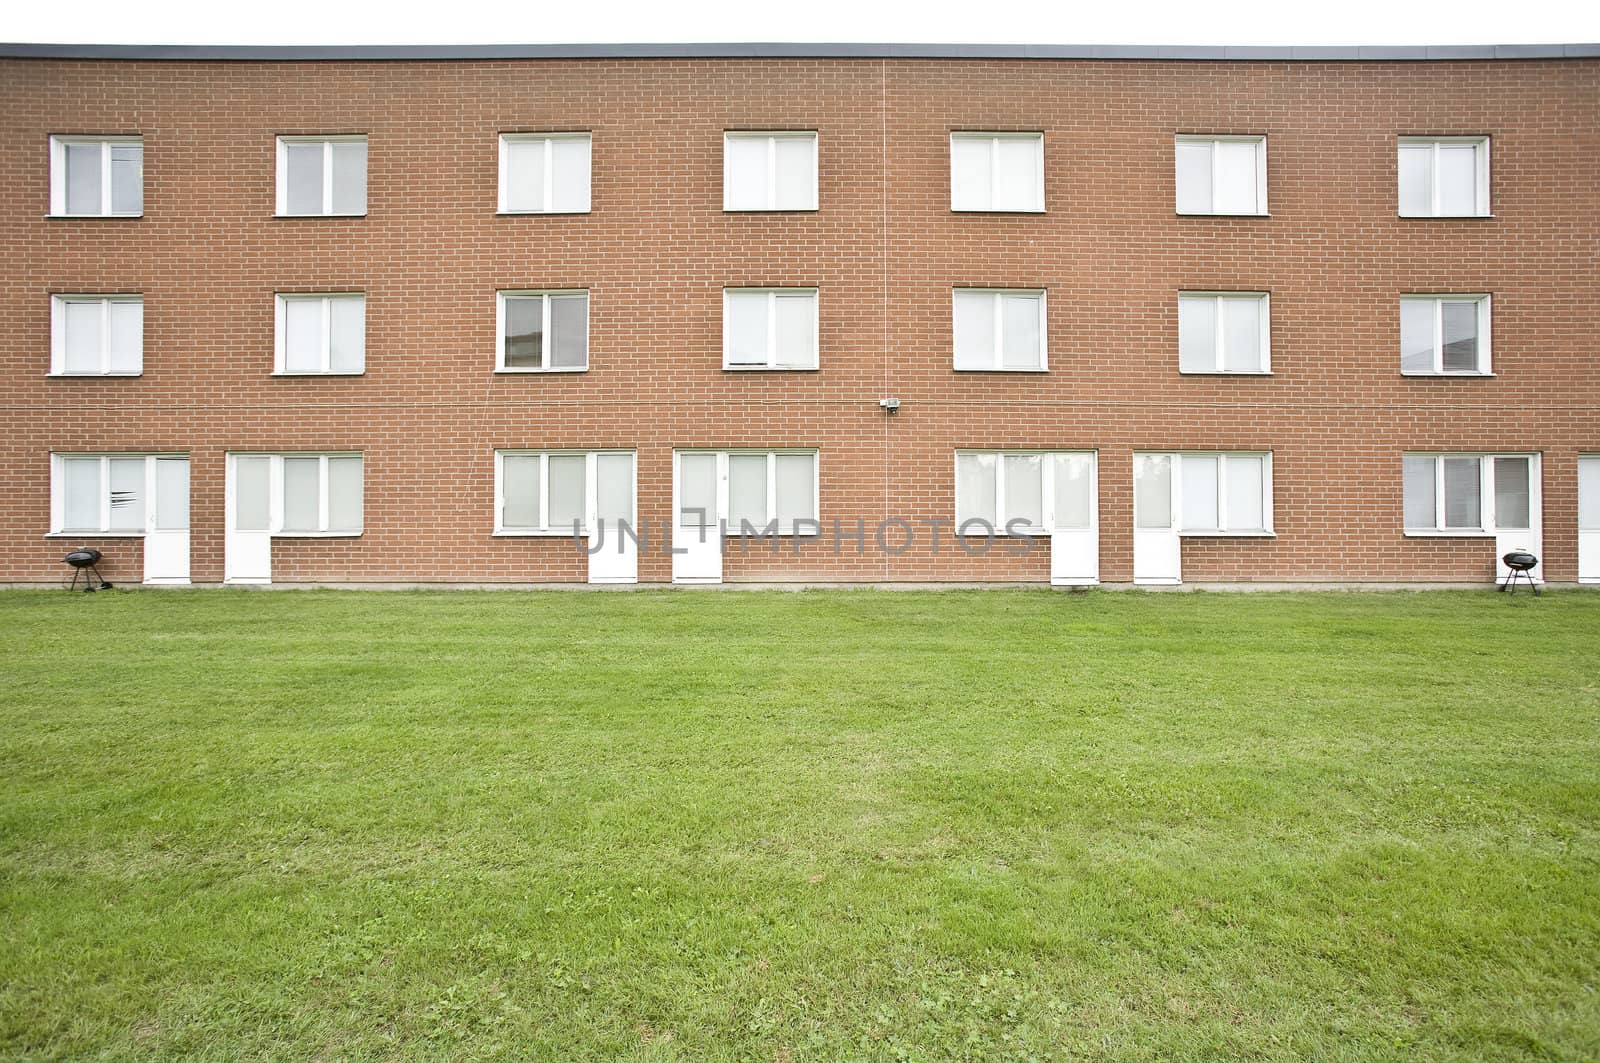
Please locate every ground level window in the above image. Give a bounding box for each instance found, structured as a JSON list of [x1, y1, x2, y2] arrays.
[[495, 450, 635, 535], [954, 451, 1095, 533], [674, 450, 818, 534], [1133, 452, 1273, 534], [230, 453, 363, 535], [1402, 453, 1535, 534]]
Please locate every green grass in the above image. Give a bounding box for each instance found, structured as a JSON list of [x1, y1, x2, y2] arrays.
[[2, 588, 1598, 1060]]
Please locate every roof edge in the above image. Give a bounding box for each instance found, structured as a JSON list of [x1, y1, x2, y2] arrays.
[[0, 41, 1597, 62]]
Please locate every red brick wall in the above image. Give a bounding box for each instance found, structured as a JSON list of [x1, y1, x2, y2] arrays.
[[2, 56, 1596, 584]]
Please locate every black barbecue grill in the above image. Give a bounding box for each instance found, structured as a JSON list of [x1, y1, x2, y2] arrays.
[[63, 549, 111, 592], [1499, 550, 1540, 596]]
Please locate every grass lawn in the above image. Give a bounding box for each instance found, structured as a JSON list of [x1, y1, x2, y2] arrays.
[[1, 588, 1598, 1060]]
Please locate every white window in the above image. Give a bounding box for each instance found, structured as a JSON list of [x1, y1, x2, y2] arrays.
[[953, 289, 1045, 371], [1134, 452, 1273, 534], [1178, 292, 1270, 374], [230, 453, 363, 535], [1398, 137, 1490, 217], [1174, 136, 1267, 215], [723, 132, 817, 211], [1400, 295, 1490, 375], [497, 290, 589, 372], [274, 294, 365, 374], [674, 450, 818, 535], [276, 136, 367, 216], [495, 450, 635, 535], [1403, 453, 1536, 534], [955, 451, 1096, 534], [50, 454, 183, 534], [950, 133, 1044, 212], [499, 133, 592, 214], [50, 295, 143, 375], [723, 289, 819, 369], [50, 136, 143, 217]]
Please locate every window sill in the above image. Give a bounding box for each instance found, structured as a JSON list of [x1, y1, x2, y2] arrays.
[[45, 531, 144, 538], [273, 212, 369, 219], [496, 209, 592, 216], [723, 365, 820, 372], [951, 208, 1046, 215], [1402, 529, 1494, 538], [273, 370, 366, 377], [1401, 371, 1495, 378], [954, 367, 1049, 373], [1397, 213, 1496, 220], [47, 213, 144, 220], [1176, 211, 1271, 218], [1179, 530, 1277, 538], [722, 207, 820, 214], [494, 529, 589, 537], [494, 366, 589, 374], [1179, 370, 1273, 376], [48, 372, 143, 378], [275, 531, 364, 538]]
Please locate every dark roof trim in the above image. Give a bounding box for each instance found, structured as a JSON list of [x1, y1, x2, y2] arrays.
[[1, 42, 1597, 62]]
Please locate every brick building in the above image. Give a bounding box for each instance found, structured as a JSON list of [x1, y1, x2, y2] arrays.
[[3, 42, 1597, 587]]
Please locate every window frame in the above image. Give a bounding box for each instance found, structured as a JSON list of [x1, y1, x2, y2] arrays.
[[1401, 452, 1539, 536], [952, 288, 1048, 372], [227, 452, 364, 537], [48, 452, 183, 536], [954, 450, 1098, 536], [274, 135, 368, 217], [273, 292, 366, 376], [722, 287, 821, 370], [1397, 136, 1491, 218], [722, 131, 819, 212], [49, 135, 143, 218], [1399, 294, 1492, 376], [1173, 135, 1268, 216], [949, 132, 1045, 213], [1134, 451, 1276, 536], [492, 449, 637, 536], [495, 289, 591, 373], [497, 132, 593, 215], [672, 449, 820, 536], [1177, 291, 1272, 375], [49, 294, 144, 376]]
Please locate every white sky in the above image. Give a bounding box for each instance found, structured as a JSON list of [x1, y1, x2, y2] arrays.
[[5, 0, 1598, 46]]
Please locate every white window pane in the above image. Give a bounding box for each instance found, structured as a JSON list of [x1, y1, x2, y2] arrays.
[[1222, 298, 1262, 372], [549, 294, 588, 369], [1400, 299, 1436, 372], [504, 139, 544, 211], [1437, 144, 1478, 215], [63, 301, 103, 373], [1225, 456, 1265, 531], [596, 453, 633, 527], [951, 137, 991, 211], [678, 453, 717, 527], [285, 142, 324, 214], [1442, 457, 1482, 529], [153, 458, 189, 531], [501, 455, 541, 528], [330, 141, 367, 214], [725, 293, 769, 366], [1214, 141, 1259, 214], [284, 300, 324, 373], [728, 454, 768, 529], [725, 136, 768, 210], [1440, 301, 1479, 373], [1052, 454, 1092, 530], [547, 455, 586, 532], [1135, 454, 1173, 529], [1579, 458, 1600, 531], [994, 137, 1041, 211], [282, 458, 321, 531], [503, 297, 543, 369], [1175, 140, 1213, 213], [1003, 454, 1043, 529], [1493, 457, 1530, 530], [1403, 456, 1437, 529], [1398, 145, 1433, 216], [329, 298, 365, 373], [108, 301, 143, 373], [774, 453, 815, 527], [65, 143, 102, 214], [550, 137, 591, 212], [110, 144, 142, 214], [773, 136, 815, 209], [327, 457, 363, 532], [1181, 455, 1219, 531], [1178, 295, 1215, 372], [774, 293, 815, 367], [956, 453, 997, 526], [234, 456, 271, 531], [953, 291, 995, 369], [108, 457, 145, 532], [62, 458, 102, 530], [1001, 295, 1041, 369]]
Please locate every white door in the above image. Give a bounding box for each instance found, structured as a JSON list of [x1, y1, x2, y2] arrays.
[[1580, 456, 1600, 584], [143, 457, 191, 584], [672, 451, 723, 583], [587, 452, 638, 584], [1491, 455, 1543, 585], [1049, 452, 1099, 585], [225, 454, 274, 584], [1133, 453, 1182, 584]]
